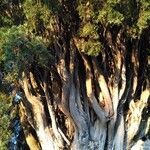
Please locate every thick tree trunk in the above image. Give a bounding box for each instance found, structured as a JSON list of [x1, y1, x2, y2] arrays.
[[0, 0, 150, 149], [14, 30, 149, 150]]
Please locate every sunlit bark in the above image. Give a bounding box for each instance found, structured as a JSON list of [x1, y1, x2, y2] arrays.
[[13, 24, 149, 150], [22, 72, 55, 150]]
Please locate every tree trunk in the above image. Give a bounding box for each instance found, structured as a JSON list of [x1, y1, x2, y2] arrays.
[[22, 72, 55, 150], [13, 28, 149, 150], [15, 36, 149, 149], [0, 1, 149, 150]]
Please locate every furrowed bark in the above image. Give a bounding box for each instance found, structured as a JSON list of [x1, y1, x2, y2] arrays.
[[92, 58, 114, 117], [69, 49, 90, 150], [3, 2, 150, 150], [19, 101, 41, 150], [43, 71, 64, 149], [127, 82, 150, 148], [22, 72, 55, 150], [107, 51, 122, 150], [82, 54, 108, 123], [57, 49, 75, 140]]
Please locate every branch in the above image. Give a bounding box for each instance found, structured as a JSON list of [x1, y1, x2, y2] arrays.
[[42, 71, 64, 148], [92, 58, 114, 117], [22, 72, 32, 100], [81, 55, 108, 123], [69, 80, 88, 132], [69, 50, 89, 132]]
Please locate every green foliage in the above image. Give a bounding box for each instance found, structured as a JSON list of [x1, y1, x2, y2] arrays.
[[23, 0, 55, 34], [98, 6, 124, 25], [0, 1, 13, 27], [77, 0, 150, 40], [0, 0, 150, 66], [0, 90, 11, 150], [77, 1, 102, 56], [80, 22, 98, 38], [77, 1, 95, 22], [78, 22, 102, 55], [0, 26, 52, 82], [76, 38, 102, 56], [84, 39, 102, 56], [78, 20, 102, 55], [137, 0, 150, 33], [0, 0, 25, 27]]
